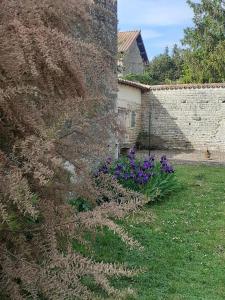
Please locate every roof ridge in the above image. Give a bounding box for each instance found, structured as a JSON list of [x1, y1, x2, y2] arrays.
[[118, 30, 140, 33]]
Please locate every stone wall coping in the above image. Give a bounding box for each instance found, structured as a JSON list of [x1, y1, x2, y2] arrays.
[[118, 80, 225, 92], [149, 82, 225, 91], [118, 78, 151, 91]]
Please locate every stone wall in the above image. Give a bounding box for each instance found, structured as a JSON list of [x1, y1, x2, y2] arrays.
[[91, 0, 118, 158], [63, 0, 118, 161], [141, 84, 225, 151], [122, 41, 144, 75], [90, 0, 118, 110], [71, 0, 117, 111]]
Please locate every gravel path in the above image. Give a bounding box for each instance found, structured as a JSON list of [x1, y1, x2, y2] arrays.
[[137, 149, 225, 166]]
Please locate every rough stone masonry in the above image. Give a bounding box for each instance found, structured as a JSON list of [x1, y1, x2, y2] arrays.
[[141, 83, 225, 152]]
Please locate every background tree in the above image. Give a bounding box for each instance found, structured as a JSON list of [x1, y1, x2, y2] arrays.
[[182, 0, 225, 83], [171, 44, 185, 81], [0, 1, 146, 299]]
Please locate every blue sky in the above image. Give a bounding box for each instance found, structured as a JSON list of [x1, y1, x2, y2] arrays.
[[118, 0, 194, 60]]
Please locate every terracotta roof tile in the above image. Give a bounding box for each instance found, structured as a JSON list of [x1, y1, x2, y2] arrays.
[[118, 31, 149, 63], [118, 31, 140, 52]]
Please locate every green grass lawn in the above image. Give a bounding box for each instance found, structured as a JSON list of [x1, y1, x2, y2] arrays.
[[74, 165, 225, 299]]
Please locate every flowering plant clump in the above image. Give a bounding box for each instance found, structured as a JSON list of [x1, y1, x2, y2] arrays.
[[97, 147, 178, 202], [113, 148, 155, 186], [160, 155, 175, 174]]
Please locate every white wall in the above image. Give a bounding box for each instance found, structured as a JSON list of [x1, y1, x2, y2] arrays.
[[118, 84, 142, 108], [118, 84, 142, 145]]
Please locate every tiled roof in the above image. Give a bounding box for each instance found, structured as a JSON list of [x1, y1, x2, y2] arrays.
[[118, 31, 149, 63], [118, 31, 140, 52], [118, 78, 150, 91]]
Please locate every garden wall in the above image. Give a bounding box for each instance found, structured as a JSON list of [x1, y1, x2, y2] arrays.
[[141, 83, 225, 151]]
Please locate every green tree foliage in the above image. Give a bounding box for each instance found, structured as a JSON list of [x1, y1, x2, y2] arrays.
[[182, 0, 225, 83], [123, 72, 154, 85], [172, 44, 185, 81]]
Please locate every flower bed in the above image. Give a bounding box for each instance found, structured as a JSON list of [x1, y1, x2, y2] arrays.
[[97, 147, 178, 202]]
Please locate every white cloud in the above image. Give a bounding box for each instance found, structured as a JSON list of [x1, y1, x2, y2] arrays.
[[118, 0, 193, 27], [141, 29, 162, 39]]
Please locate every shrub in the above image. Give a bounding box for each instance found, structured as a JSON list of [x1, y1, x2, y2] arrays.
[[97, 147, 178, 202], [0, 1, 146, 299]]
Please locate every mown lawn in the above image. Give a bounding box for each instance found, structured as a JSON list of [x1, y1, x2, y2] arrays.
[[74, 165, 225, 299]]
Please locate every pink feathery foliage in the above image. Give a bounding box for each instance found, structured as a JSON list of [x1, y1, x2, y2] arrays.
[[0, 0, 147, 299]]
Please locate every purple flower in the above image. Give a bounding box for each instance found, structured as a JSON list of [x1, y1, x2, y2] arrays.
[[100, 165, 109, 174], [130, 159, 136, 169], [142, 161, 149, 170], [136, 175, 148, 185], [159, 155, 174, 174], [114, 170, 121, 178], [129, 172, 135, 179], [160, 155, 167, 164], [137, 170, 144, 178], [163, 164, 174, 174], [161, 161, 174, 174], [115, 163, 124, 171], [123, 173, 130, 180], [142, 155, 155, 170], [96, 163, 109, 176], [142, 160, 154, 170], [128, 146, 136, 160], [143, 174, 149, 184]]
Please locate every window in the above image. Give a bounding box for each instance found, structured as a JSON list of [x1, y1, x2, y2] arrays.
[[131, 111, 136, 128], [118, 108, 127, 128]]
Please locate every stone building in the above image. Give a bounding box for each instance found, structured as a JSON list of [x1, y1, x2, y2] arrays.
[[118, 30, 149, 76]]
